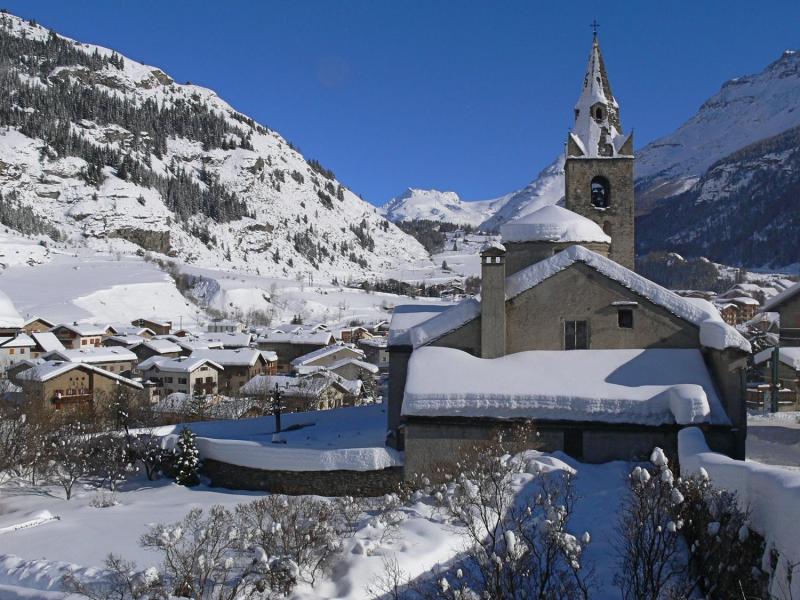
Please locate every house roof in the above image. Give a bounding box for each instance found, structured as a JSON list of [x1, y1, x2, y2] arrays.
[[30, 332, 64, 353], [107, 325, 156, 337], [22, 315, 55, 328], [138, 355, 223, 373], [257, 330, 335, 346], [131, 339, 182, 355], [403, 346, 727, 426], [754, 346, 800, 370], [134, 317, 172, 327], [0, 333, 35, 348], [499, 205, 611, 244], [290, 344, 364, 367], [763, 280, 800, 311], [196, 332, 253, 347], [240, 371, 358, 398], [44, 347, 137, 364], [405, 246, 751, 353], [190, 348, 273, 367], [52, 323, 107, 336], [17, 360, 143, 388], [387, 303, 454, 347]]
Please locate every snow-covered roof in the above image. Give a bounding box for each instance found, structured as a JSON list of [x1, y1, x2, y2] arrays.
[[406, 246, 751, 353], [480, 240, 507, 254], [358, 335, 388, 348], [729, 296, 760, 306], [22, 315, 55, 328], [0, 333, 35, 348], [290, 344, 364, 367], [0, 289, 23, 329], [403, 347, 728, 426], [30, 332, 64, 353], [190, 348, 274, 367], [240, 372, 358, 398], [257, 330, 335, 346], [297, 357, 380, 377], [17, 360, 143, 388], [108, 325, 156, 337], [138, 355, 223, 373], [130, 339, 182, 355], [388, 303, 454, 346], [197, 332, 253, 347], [763, 280, 800, 311], [52, 323, 107, 336], [753, 346, 800, 370], [44, 347, 137, 364], [499, 205, 611, 244]]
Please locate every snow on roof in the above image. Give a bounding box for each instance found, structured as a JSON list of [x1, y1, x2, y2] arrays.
[[504, 246, 751, 353], [499, 205, 611, 244], [0, 333, 35, 348], [388, 303, 454, 346], [0, 288, 23, 329], [108, 325, 156, 337], [257, 330, 335, 346], [52, 323, 107, 336], [30, 332, 64, 353], [729, 296, 760, 306], [105, 334, 146, 346], [197, 332, 253, 347], [753, 346, 800, 370], [44, 346, 137, 364], [22, 315, 55, 328], [297, 357, 380, 377], [403, 347, 728, 426], [240, 372, 357, 398], [17, 360, 143, 388], [404, 246, 751, 353], [131, 339, 182, 355], [480, 240, 507, 253], [763, 280, 800, 311], [190, 348, 269, 367], [290, 344, 364, 367], [138, 355, 223, 373], [358, 335, 388, 348]]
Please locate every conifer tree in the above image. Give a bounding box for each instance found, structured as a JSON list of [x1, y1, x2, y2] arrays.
[[173, 428, 200, 487]]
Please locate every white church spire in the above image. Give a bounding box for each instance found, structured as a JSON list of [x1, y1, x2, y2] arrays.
[[569, 33, 631, 158]]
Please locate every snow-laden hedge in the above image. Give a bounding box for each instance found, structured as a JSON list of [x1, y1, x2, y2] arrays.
[[678, 427, 800, 598]]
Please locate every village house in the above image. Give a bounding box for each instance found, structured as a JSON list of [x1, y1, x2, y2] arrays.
[[16, 360, 144, 411], [754, 346, 800, 398], [128, 339, 183, 363], [241, 371, 360, 413], [189, 348, 277, 395], [257, 329, 336, 372], [715, 302, 739, 326], [387, 35, 751, 476], [728, 297, 760, 323], [21, 316, 55, 334], [206, 319, 244, 333], [137, 355, 222, 401], [0, 333, 35, 368], [131, 318, 172, 336], [357, 336, 390, 370], [762, 281, 800, 346], [50, 323, 106, 349], [334, 326, 372, 344], [107, 325, 156, 339], [290, 344, 366, 373], [43, 346, 138, 376], [197, 331, 253, 349]]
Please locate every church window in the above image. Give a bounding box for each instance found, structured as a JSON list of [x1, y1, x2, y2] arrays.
[[617, 309, 634, 329], [595, 106, 603, 120], [564, 320, 588, 350], [591, 176, 610, 208]]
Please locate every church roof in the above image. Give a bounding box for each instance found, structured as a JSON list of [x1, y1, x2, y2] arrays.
[[499, 205, 611, 244], [405, 246, 751, 353]]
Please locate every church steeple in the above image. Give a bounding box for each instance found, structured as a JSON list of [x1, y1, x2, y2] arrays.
[[569, 34, 632, 158]]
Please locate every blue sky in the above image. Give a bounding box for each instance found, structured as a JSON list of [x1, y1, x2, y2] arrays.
[[5, 1, 800, 205]]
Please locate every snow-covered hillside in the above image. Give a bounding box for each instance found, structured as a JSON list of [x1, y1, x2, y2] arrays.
[[636, 50, 800, 212], [0, 12, 429, 282]]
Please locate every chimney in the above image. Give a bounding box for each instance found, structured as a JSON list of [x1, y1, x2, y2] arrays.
[[480, 242, 506, 359]]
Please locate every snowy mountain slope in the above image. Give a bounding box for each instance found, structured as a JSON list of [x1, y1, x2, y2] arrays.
[[0, 12, 429, 282], [637, 124, 800, 270], [381, 155, 565, 232], [635, 50, 800, 213]]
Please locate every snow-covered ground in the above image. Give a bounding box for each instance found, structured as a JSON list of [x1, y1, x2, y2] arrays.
[[385, 232, 494, 284], [0, 448, 629, 599], [747, 411, 800, 468]]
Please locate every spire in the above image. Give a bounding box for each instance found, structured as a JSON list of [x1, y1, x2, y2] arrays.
[[569, 34, 631, 158]]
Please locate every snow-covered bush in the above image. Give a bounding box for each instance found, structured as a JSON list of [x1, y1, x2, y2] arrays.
[[677, 468, 767, 598], [90, 433, 136, 492], [236, 494, 343, 585], [46, 419, 94, 500], [62, 554, 162, 600], [172, 427, 200, 487], [436, 448, 593, 599], [130, 432, 170, 481]]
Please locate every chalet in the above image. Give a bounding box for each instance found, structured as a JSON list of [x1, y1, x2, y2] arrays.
[[206, 319, 244, 333], [189, 348, 277, 395], [131, 318, 172, 336], [51, 323, 106, 349], [137, 356, 222, 401], [728, 297, 760, 323], [29, 331, 64, 358], [104, 334, 148, 348], [715, 303, 739, 326], [257, 330, 335, 372], [334, 326, 372, 344], [197, 331, 253, 349], [241, 371, 360, 412], [357, 336, 390, 369], [0, 334, 36, 368], [762, 281, 800, 346], [43, 347, 138, 376], [16, 361, 143, 411], [128, 339, 183, 362], [290, 344, 366, 373], [107, 325, 156, 339], [323, 357, 380, 381], [21, 316, 55, 334]]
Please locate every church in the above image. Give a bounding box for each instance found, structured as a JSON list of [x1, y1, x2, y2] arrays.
[[386, 35, 751, 475]]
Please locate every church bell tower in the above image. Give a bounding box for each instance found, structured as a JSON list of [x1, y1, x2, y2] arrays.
[[564, 29, 635, 269]]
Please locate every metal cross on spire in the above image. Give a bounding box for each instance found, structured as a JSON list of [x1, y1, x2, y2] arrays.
[[590, 19, 600, 38]]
